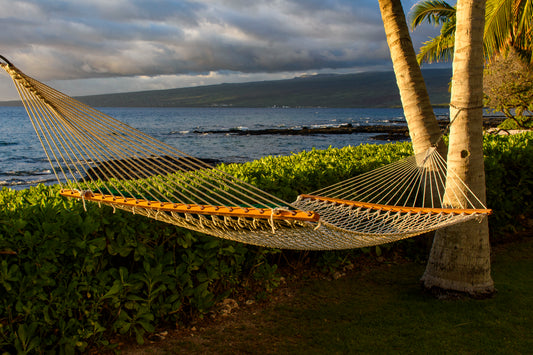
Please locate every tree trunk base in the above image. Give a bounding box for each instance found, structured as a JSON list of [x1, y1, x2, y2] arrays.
[[421, 218, 495, 299], [421, 273, 496, 299]]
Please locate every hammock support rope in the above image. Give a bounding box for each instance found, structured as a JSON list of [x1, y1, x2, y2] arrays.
[[0, 57, 491, 250]]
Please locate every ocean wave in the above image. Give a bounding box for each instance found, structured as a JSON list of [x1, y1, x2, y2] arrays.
[[3, 169, 52, 177], [0, 141, 17, 146], [4, 156, 49, 163], [0, 176, 56, 188], [309, 122, 355, 129], [229, 126, 249, 131], [195, 122, 369, 134]]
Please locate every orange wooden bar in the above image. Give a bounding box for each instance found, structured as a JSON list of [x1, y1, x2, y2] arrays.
[[298, 194, 492, 215], [61, 189, 320, 222]]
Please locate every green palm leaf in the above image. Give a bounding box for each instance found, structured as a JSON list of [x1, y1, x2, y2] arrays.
[[514, 0, 533, 62], [410, 0, 456, 64], [484, 0, 513, 59], [409, 0, 456, 28], [417, 33, 455, 64], [485, 0, 533, 62], [411, 0, 533, 64]]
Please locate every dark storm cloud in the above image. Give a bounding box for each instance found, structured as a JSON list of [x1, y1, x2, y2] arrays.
[[1, 0, 389, 76], [0, 0, 441, 100]]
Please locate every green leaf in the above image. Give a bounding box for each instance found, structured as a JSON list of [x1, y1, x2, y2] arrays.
[[101, 282, 121, 299]]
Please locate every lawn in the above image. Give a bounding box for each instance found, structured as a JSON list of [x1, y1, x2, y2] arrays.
[[121, 235, 533, 354]]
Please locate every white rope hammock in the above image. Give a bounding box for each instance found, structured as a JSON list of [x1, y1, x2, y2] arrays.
[[0, 57, 491, 250]]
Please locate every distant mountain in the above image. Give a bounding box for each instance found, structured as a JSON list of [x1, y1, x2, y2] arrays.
[[1, 68, 452, 108]]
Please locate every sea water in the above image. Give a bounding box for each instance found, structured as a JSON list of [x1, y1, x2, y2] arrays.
[[0, 106, 450, 190]]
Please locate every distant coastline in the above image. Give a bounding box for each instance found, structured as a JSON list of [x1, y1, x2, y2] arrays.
[[0, 68, 452, 108]]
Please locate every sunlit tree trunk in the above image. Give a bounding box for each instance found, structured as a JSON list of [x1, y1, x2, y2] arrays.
[[421, 0, 495, 297], [378, 0, 443, 155]]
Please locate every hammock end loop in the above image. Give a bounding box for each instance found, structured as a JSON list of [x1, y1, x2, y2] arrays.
[[0, 54, 14, 67]]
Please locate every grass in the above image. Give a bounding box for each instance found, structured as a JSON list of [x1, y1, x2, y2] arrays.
[[120, 236, 533, 354]]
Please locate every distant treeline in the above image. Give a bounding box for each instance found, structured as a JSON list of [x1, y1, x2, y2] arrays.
[[1, 68, 452, 108]]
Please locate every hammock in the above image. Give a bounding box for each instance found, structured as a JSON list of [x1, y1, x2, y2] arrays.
[[0, 56, 491, 250]]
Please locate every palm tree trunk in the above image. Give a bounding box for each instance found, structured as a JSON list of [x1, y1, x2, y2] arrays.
[[378, 0, 443, 155], [421, 0, 495, 297]]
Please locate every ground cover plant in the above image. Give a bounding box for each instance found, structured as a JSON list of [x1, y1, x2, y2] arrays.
[[0, 132, 531, 353], [128, 236, 533, 354]]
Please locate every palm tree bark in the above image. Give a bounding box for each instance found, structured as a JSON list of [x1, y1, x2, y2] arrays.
[[378, 0, 443, 155], [421, 0, 495, 297]]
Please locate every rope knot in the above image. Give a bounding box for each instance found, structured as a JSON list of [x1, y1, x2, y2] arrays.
[[269, 207, 290, 233], [74, 189, 93, 212]]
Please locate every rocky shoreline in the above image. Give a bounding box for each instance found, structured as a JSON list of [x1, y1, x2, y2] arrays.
[[84, 116, 510, 180], [194, 116, 506, 141]]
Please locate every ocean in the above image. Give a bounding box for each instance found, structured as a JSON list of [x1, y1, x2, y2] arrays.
[[0, 106, 450, 190]]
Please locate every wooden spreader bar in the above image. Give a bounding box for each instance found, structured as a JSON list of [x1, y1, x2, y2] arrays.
[[61, 190, 320, 222], [299, 194, 492, 215]]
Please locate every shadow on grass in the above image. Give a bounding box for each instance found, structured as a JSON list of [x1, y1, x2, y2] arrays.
[[123, 237, 533, 354]]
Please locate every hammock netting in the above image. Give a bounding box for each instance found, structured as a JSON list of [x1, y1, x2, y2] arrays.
[[0, 57, 491, 250]]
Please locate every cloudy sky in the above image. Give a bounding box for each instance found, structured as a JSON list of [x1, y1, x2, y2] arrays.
[[0, 0, 444, 101]]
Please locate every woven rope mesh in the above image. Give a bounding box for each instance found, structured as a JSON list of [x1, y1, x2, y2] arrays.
[[1, 61, 490, 250]]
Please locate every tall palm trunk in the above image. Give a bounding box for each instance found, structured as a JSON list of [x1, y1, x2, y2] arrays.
[[421, 0, 495, 296], [378, 0, 443, 155]]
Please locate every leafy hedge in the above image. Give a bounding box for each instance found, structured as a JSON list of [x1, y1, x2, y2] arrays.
[[219, 141, 414, 201], [0, 187, 280, 353], [484, 132, 533, 234], [0, 133, 531, 353]]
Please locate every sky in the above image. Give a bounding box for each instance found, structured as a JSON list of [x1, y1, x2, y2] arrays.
[[0, 0, 443, 101]]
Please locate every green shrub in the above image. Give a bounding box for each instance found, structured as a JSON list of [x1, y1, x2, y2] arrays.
[[484, 132, 533, 236], [219, 141, 413, 201], [498, 118, 533, 130], [0, 134, 531, 353], [0, 185, 278, 353]]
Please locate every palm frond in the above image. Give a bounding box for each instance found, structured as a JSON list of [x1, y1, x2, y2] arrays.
[[409, 0, 456, 29], [485, 0, 533, 62], [515, 0, 533, 35], [409, 1, 456, 64], [515, 0, 533, 62], [440, 20, 456, 38], [484, 0, 514, 58], [411, 0, 533, 64], [416, 34, 455, 64]]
